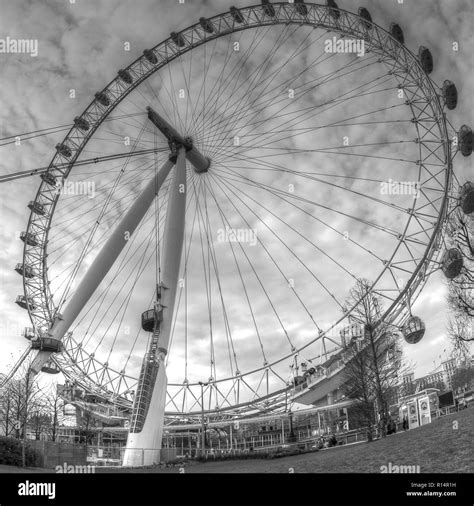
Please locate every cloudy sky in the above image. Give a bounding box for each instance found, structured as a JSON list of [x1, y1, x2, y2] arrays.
[[0, 0, 472, 411]]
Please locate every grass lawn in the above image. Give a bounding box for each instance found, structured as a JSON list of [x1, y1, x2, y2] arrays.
[[115, 406, 473, 474]]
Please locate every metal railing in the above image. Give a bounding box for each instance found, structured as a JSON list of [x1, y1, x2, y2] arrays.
[[85, 446, 178, 467]]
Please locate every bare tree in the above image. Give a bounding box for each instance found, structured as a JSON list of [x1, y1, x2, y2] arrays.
[[448, 284, 474, 320], [25, 383, 67, 442], [342, 341, 377, 441], [77, 408, 100, 449], [28, 408, 51, 441], [0, 359, 46, 467], [43, 385, 65, 442], [451, 367, 474, 394], [447, 310, 473, 361], [446, 207, 474, 320], [341, 279, 406, 439], [2, 381, 15, 437], [2, 360, 43, 440], [399, 377, 417, 398]]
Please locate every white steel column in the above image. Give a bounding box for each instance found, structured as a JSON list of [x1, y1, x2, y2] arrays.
[[154, 146, 187, 353], [123, 147, 187, 466], [31, 159, 174, 374]]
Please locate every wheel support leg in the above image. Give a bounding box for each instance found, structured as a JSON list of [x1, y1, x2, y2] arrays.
[[30, 158, 175, 374], [123, 147, 187, 466]]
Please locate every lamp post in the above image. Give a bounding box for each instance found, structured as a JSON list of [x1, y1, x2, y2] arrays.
[[288, 410, 296, 443], [198, 382, 208, 457]]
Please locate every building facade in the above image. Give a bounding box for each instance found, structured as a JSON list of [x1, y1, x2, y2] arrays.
[[401, 355, 474, 397], [442, 358, 458, 390]]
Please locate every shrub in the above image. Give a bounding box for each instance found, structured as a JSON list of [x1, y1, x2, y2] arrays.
[[193, 446, 312, 463], [0, 437, 41, 467]]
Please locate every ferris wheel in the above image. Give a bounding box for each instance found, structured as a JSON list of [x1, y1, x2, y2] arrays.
[[5, 0, 473, 463]]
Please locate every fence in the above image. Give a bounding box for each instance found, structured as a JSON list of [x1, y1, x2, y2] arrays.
[[196, 429, 371, 459], [28, 440, 87, 469], [86, 446, 177, 467], [435, 405, 460, 416]]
